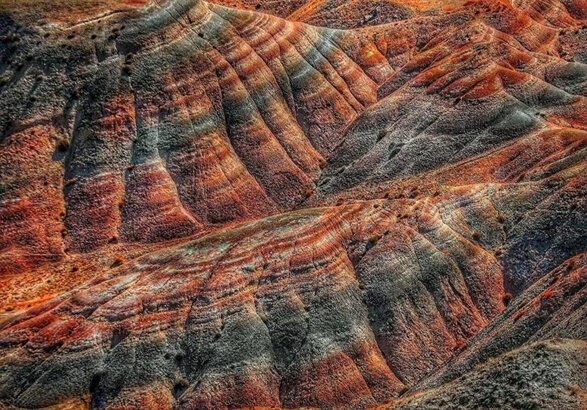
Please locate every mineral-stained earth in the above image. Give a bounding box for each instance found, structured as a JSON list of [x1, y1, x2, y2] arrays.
[[0, 0, 585, 408]]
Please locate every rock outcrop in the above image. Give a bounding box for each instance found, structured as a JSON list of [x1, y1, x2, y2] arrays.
[[0, 0, 585, 408]]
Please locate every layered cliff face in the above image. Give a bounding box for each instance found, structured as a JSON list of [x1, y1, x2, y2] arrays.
[[0, 0, 585, 408]]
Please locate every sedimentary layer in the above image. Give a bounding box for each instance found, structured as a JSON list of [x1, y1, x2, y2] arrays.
[[0, 0, 585, 408]]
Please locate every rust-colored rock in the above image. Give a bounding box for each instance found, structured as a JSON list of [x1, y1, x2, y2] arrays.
[[0, 0, 585, 408]]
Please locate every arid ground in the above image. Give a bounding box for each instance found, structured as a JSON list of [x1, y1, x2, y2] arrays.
[[0, 0, 586, 408]]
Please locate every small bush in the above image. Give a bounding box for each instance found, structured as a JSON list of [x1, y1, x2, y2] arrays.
[[56, 139, 69, 152], [368, 234, 382, 246], [502, 292, 512, 306], [173, 378, 189, 399], [497, 214, 506, 223], [472, 231, 481, 240], [110, 256, 125, 268], [122, 64, 132, 76]]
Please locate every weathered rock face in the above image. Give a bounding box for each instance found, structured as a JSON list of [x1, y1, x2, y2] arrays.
[[384, 338, 587, 409], [0, 0, 585, 408], [0, 201, 510, 408], [0, 0, 392, 266]]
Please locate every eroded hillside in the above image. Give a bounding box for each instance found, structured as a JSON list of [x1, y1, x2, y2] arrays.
[[0, 0, 585, 408]]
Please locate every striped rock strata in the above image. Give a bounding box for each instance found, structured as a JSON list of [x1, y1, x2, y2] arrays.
[[1, 200, 508, 408], [0, 0, 585, 408]]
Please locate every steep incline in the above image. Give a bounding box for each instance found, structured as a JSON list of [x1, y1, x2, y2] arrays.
[[382, 339, 587, 409], [1, 200, 508, 408], [0, 0, 585, 408], [415, 253, 587, 392], [0, 0, 394, 273], [319, 0, 587, 195]]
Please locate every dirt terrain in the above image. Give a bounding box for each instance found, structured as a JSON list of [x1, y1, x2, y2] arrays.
[[0, 0, 585, 408]]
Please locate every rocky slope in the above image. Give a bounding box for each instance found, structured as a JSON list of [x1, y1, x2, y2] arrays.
[[381, 339, 587, 409], [0, 0, 585, 408]]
